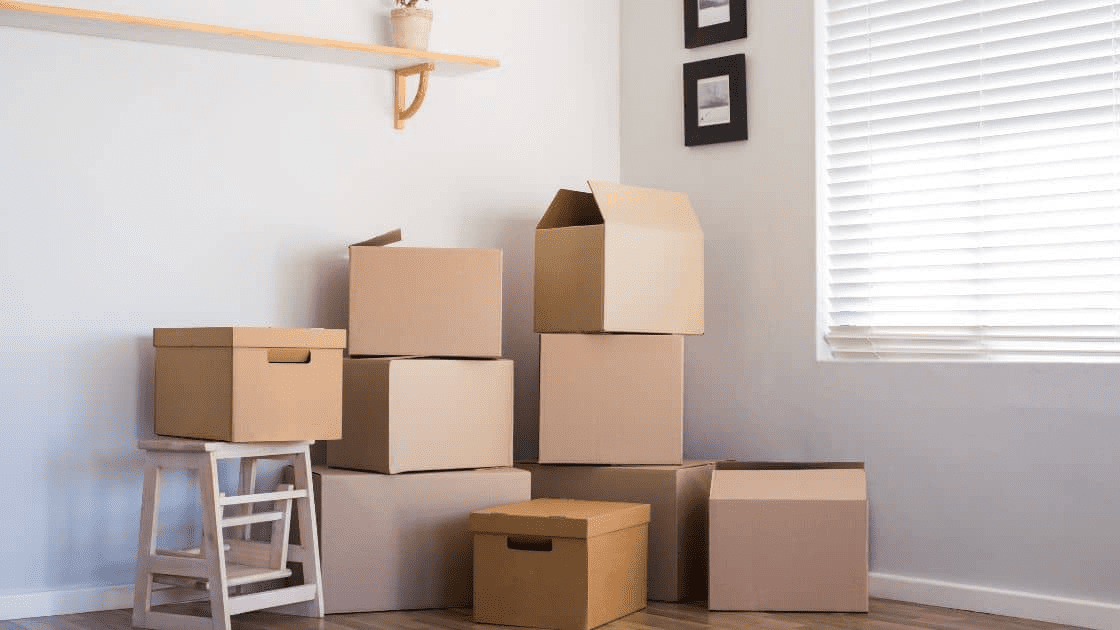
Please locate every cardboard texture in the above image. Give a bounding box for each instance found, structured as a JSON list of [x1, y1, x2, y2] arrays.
[[538, 333, 683, 465], [153, 327, 345, 442], [471, 499, 650, 630], [288, 466, 530, 613], [348, 230, 503, 358], [327, 357, 514, 474], [517, 461, 715, 602], [708, 462, 869, 612], [534, 181, 704, 334]]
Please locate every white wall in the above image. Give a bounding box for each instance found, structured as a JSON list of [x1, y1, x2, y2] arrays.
[[621, 1, 1120, 629], [0, 0, 619, 615]]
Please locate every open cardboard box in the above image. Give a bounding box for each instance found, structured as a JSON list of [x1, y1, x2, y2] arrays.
[[534, 181, 704, 335]]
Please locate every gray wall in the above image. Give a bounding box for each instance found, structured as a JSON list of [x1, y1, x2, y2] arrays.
[[621, 0, 1120, 625], [0, 0, 619, 609]]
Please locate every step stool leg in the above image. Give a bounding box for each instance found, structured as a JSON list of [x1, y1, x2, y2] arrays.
[[132, 459, 161, 629], [198, 452, 232, 630], [269, 447, 324, 617]]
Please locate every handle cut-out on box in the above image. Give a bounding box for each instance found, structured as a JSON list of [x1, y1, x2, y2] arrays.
[[267, 349, 312, 364], [506, 536, 553, 552]]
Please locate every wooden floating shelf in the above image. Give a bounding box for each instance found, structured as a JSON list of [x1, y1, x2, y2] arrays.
[[0, 1, 500, 127], [0, 1, 499, 75]]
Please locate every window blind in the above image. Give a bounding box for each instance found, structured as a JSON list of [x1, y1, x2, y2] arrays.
[[821, 0, 1120, 361]]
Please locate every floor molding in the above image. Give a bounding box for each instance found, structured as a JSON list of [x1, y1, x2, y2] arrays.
[[871, 572, 1120, 630], [5, 575, 1117, 627], [0, 583, 203, 621]]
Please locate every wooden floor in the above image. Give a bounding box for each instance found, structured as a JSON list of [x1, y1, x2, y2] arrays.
[[0, 599, 1089, 630]]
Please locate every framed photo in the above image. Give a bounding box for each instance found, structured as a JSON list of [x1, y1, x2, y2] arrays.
[[684, 54, 747, 146], [684, 0, 747, 49]]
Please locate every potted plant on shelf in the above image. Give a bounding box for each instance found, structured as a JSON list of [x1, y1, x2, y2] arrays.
[[391, 0, 433, 51]]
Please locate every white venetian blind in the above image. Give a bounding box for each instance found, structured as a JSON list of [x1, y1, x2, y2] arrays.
[[821, 0, 1120, 361]]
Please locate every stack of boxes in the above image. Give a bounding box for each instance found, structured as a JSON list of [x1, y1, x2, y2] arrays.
[[311, 229, 531, 613], [515, 181, 716, 605]]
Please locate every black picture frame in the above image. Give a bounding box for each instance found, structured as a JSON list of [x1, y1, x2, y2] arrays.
[[684, 0, 747, 49], [684, 54, 747, 147]]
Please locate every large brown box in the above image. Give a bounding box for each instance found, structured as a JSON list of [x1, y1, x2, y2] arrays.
[[327, 357, 513, 474], [294, 466, 531, 613], [470, 499, 650, 630], [348, 230, 502, 358], [153, 327, 344, 442], [538, 333, 683, 465], [517, 461, 714, 602], [534, 180, 704, 335], [708, 462, 869, 612]]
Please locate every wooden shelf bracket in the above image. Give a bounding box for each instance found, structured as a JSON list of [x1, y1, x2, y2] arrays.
[[395, 63, 435, 130]]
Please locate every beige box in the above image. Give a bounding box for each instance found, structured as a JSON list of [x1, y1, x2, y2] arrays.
[[517, 461, 715, 602], [295, 466, 530, 613], [153, 327, 344, 442], [539, 333, 682, 465], [348, 229, 503, 358], [471, 499, 650, 630], [327, 356, 513, 474], [534, 181, 703, 335], [708, 462, 869, 612]]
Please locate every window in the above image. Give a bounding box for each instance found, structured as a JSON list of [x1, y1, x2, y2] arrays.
[[818, 0, 1120, 361]]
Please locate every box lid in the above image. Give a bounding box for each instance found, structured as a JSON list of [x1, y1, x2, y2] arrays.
[[537, 181, 701, 233], [469, 498, 650, 539], [517, 460, 715, 472], [153, 327, 346, 349], [711, 462, 866, 502]]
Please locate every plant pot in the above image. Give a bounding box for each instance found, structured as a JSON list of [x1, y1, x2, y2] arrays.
[[391, 7, 433, 51]]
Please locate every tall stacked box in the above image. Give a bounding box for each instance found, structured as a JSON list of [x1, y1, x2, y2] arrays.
[[319, 230, 520, 613], [534, 181, 703, 465]]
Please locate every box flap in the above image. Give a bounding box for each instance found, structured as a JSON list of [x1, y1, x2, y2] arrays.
[[537, 189, 604, 229], [470, 498, 650, 539], [588, 180, 701, 232], [153, 327, 346, 349], [350, 229, 403, 247], [711, 463, 866, 502]]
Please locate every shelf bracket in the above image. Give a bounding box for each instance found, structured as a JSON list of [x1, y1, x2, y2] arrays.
[[395, 63, 435, 130]]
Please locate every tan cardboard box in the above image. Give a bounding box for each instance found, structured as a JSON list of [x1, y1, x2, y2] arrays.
[[327, 356, 513, 474], [290, 466, 530, 613], [348, 229, 503, 358], [471, 499, 650, 630], [708, 462, 869, 612], [538, 333, 682, 465], [534, 181, 703, 335], [153, 327, 344, 442], [517, 461, 715, 602]]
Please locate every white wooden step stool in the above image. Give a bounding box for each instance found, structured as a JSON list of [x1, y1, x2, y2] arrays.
[[132, 439, 324, 630]]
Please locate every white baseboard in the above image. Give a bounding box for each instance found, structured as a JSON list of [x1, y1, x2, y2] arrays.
[[871, 572, 1120, 630], [5, 574, 1118, 627], [0, 583, 204, 621]]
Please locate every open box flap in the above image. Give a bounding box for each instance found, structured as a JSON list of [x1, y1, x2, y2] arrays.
[[350, 229, 403, 248], [537, 189, 603, 229], [588, 180, 701, 232]]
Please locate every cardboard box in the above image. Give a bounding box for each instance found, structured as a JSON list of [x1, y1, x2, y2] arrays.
[[291, 465, 530, 613], [470, 498, 650, 630], [517, 461, 715, 602], [153, 327, 344, 442], [538, 333, 682, 465], [348, 229, 502, 358], [327, 357, 513, 474], [534, 181, 703, 335], [708, 462, 869, 612]]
